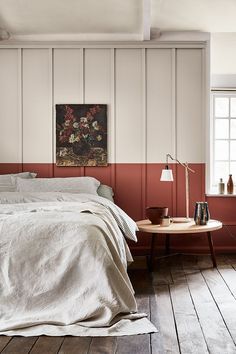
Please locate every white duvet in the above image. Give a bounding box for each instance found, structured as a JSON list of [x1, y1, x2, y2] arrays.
[[0, 193, 156, 336]]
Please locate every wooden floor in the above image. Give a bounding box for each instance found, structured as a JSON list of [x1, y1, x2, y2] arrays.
[[1, 254, 236, 354]]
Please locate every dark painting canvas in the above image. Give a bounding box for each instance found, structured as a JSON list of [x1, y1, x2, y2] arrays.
[[56, 104, 107, 166]]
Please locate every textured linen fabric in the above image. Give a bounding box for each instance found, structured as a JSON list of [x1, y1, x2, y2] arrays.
[[97, 184, 114, 202], [0, 194, 156, 336], [0, 193, 137, 241], [0, 172, 36, 192], [15, 176, 100, 195]]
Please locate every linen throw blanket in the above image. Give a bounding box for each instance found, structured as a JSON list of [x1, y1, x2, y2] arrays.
[[0, 193, 157, 336]]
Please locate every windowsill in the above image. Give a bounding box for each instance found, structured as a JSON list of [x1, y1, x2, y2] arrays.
[[206, 194, 236, 197]]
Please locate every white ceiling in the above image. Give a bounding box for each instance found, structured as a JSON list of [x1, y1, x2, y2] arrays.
[[0, 0, 235, 41], [152, 0, 236, 32]]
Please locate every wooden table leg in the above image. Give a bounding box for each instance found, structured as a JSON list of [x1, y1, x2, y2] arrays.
[[207, 231, 217, 268], [148, 233, 157, 272], [165, 234, 170, 255]]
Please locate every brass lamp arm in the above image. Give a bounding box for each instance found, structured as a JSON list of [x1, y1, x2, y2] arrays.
[[166, 154, 195, 173]]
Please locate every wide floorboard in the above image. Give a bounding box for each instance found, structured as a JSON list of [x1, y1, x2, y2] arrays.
[[1, 254, 236, 354]]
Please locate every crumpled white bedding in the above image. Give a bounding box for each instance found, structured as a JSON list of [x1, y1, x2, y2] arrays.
[[0, 193, 157, 336]]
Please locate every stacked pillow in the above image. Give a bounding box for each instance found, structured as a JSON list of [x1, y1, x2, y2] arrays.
[[0, 172, 36, 192], [97, 184, 114, 202], [0, 173, 114, 201], [15, 176, 100, 196]]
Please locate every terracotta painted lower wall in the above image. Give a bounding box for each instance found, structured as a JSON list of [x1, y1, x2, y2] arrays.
[[1, 163, 236, 254]]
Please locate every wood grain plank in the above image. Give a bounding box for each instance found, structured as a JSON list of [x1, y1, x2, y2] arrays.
[[116, 294, 151, 354], [1, 337, 38, 354], [182, 256, 236, 353], [153, 285, 180, 354], [58, 337, 92, 354], [198, 256, 236, 344], [88, 337, 117, 354], [29, 336, 64, 354], [128, 269, 153, 294], [0, 337, 12, 353], [149, 292, 165, 354], [170, 261, 209, 354], [217, 256, 236, 300], [225, 254, 236, 270], [152, 258, 173, 285]]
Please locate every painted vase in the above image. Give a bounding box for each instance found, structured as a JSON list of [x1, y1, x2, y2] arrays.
[[72, 141, 90, 156], [227, 174, 234, 194], [194, 202, 210, 225]]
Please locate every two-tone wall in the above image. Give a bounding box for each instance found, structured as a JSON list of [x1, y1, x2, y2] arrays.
[[0, 41, 235, 253]]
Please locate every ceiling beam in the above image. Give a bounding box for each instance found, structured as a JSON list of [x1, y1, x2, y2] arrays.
[[142, 0, 151, 40]]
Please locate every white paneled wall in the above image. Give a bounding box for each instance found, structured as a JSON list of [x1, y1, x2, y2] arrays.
[[0, 44, 207, 164], [84, 49, 113, 161], [54, 49, 83, 104], [53, 49, 83, 164], [176, 49, 204, 162], [146, 49, 174, 162], [115, 49, 144, 163], [0, 49, 21, 163], [22, 49, 52, 163]]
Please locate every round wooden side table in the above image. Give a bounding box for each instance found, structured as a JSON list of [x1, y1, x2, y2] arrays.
[[136, 219, 222, 271]]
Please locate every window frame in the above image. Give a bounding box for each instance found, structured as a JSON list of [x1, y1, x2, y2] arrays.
[[210, 90, 236, 194]]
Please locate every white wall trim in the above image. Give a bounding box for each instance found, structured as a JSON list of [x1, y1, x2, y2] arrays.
[[205, 39, 211, 194], [142, 48, 147, 163], [110, 48, 116, 165], [80, 48, 85, 104], [0, 31, 209, 45], [0, 41, 208, 50], [171, 48, 177, 158], [49, 48, 54, 166], [142, 0, 151, 40], [18, 48, 23, 166]]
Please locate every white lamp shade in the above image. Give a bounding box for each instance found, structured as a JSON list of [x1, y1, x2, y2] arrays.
[[160, 169, 174, 182]]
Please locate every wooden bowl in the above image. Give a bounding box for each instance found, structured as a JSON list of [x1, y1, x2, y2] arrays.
[[146, 207, 168, 225]]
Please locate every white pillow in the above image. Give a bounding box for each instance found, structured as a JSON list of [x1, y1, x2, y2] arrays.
[[15, 177, 100, 195], [0, 172, 36, 192], [97, 184, 114, 202]]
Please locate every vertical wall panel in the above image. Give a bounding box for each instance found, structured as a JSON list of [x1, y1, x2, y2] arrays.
[[84, 49, 111, 103], [176, 49, 203, 162], [0, 49, 21, 163], [84, 49, 112, 172], [22, 49, 52, 163], [54, 49, 82, 104], [115, 49, 144, 163], [53, 49, 83, 175], [146, 49, 174, 162]]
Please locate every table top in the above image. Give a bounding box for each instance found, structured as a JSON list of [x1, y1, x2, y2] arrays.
[[136, 219, 222, 234]]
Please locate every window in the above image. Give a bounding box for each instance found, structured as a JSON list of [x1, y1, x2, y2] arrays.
[[210, 92, 236, 193]]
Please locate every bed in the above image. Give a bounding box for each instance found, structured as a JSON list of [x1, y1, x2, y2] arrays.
[[0, 175, 156, 337]]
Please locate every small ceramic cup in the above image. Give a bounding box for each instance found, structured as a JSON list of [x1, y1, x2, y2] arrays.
[[160, 216, 172, 227]]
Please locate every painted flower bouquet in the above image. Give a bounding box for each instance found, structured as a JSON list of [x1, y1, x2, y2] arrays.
[[58, 105, 105, 154], [56, 104, 107, 166]]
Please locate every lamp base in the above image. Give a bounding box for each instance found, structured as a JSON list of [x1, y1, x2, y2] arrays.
[[172, 217, 191, 223]]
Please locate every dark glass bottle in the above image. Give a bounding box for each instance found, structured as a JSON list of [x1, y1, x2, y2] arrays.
[[227, 174, 234, 194]]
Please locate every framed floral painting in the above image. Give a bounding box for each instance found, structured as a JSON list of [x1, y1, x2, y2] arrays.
[[56, 104, 107, 166]]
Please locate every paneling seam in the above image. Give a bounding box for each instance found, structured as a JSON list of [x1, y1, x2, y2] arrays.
[[81, 47, 85, 177], [18, 48, 23, 172], [111, 48, 116, 190]]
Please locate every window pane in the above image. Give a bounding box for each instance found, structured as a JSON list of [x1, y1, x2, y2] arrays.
[[215, 119, 229, 139], [230, 141, 236, 160], [230, 162, 236, 181], [215, 97, 229, 117], [231, 119, 236, 138], [214, 161, 229, 184], [231, 98, 236, 117], [215, 140, 229, 160]]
